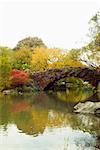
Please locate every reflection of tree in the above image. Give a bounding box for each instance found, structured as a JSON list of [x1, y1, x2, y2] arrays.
[[31, 106, 48, 135], [47, 111, 75, 127], [14, 111, 37, 135], [0, 93, 99, 137], [85, 92, 100, 102], [56, 87, 93, 103], [13, 105, 48, 136], [0, 96, 13, 131], [47, 111, 100, 136]]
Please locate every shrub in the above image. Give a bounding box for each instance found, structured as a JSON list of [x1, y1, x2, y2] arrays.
[[10, 69, 29, 87]]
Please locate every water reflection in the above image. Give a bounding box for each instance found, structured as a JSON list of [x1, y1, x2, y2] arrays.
[[0, 90, 100, 150], [56, 87, 94, 103]]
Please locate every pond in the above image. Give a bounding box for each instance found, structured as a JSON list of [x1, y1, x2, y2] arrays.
[[0, 87, 100, 150]]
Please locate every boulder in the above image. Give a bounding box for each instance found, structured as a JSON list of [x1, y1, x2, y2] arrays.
[[74, 101, 100, 114], [3, 90, 11, 95]]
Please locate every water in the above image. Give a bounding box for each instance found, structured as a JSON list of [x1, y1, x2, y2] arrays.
[[0, 88, 100, 150]]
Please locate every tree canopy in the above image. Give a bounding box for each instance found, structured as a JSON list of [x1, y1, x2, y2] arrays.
[[14, 36, 46, 50], [70, 12, 100, 68]]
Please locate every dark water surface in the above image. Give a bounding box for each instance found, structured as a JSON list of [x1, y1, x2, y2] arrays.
[[0, 88, 100, 150]]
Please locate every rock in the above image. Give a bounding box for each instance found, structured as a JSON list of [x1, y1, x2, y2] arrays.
[[3, 90, 11, 95], [18, 91, 23, 95], [74, 101, 100, 114]]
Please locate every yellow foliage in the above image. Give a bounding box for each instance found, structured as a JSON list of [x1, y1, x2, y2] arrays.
[[32, 107, 48, 133], [63, 57, 85, 67], [14, 48, 32, 61], [13, 48, 32, 70], [30, 47, 85, 71], [49, 52, 84, 68], [31, 47, 62, 71], [62, 51, 85, 67]]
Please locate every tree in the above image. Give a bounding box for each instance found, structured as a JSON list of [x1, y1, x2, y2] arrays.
[[31, 47, 63, 71], [13, 48, 32, 70], [81, 33, 100, 68], [14, 36, 46, 50], [78, 12, 100, 68], [51, 49, 84, 68], [88, 11, 100, 40], [0, 47, 13, 91], [31, 47, 51, 71]]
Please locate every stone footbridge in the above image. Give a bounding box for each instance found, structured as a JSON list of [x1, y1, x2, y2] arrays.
[[31, 67, 100, 90]]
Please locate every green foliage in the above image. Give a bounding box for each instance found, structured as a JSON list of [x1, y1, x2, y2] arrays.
[[89, 11, 100, 40], [0, 47, 13, 91], [97, 82, 100, 92], [14, 36, 46, 50], [62, 50, 84, 67], [66, 49, 81, 60], [13, 48, 32, 70], [81, 33, 100, 67], [77, 12, 100, 68], [56, 86, 93, 103], [66, 77, 84, 86]]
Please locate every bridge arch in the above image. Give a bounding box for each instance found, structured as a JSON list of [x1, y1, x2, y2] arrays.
[[44, 76, 89, 91]]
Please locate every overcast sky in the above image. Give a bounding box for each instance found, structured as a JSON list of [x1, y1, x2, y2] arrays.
[[0, 0, 100, 49]]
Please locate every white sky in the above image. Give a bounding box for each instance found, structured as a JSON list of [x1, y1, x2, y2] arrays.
[[0, 0, 100, 49]]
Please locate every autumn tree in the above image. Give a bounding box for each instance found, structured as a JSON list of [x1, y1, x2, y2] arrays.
[[50, 48, 85, 68], [13, 48, 32, 70], [31, 47, 63, 71], [14, 36, 46, 50], [0, 47, 13, 91], [62, 49, 84, 67]]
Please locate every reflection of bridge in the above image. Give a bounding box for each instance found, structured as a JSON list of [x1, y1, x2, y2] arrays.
[[31, 67, 100, 90]]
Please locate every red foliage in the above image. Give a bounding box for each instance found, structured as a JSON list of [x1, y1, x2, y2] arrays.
[[10, 69, 29, 86]]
